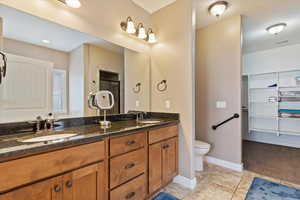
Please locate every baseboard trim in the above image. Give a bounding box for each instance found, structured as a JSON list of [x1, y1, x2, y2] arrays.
[[173, 175, 197, 190], [205, 156, 243, 172]]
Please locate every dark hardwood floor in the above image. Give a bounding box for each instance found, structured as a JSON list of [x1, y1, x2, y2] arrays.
[[243, 140, 300, 185]]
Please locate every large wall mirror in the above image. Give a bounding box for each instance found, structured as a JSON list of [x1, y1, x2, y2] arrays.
[[0, 4, 151, 123]]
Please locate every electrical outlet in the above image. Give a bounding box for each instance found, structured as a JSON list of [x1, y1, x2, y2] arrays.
[[135, 100, 140, 107], [165, 100, 171, 109]]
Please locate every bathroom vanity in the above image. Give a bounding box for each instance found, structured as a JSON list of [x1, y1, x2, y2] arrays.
[[0, 114, 179, 200]]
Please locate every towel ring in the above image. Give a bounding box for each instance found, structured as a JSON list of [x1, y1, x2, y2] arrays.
[[156, 80, 167, 92], [133, 82, 141, 93], [0, 51, 7, 85]]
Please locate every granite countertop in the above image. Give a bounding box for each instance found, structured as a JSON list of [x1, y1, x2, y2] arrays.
[[0, 117, 179, 162]]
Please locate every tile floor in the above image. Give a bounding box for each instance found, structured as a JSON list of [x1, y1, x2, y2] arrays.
[[163, 163, 300, 200]]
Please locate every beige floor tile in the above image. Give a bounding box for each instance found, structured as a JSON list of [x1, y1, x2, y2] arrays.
[[164, 182, 192, 199]]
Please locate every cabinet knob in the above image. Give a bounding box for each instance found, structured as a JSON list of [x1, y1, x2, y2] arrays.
[[125, 163, 135, 169], [126, 192, 136, 199], [163, 144, 170, 149], [126, 140, 136, 145], [66, 180, 73, 188], [54, 185, 62, 193]]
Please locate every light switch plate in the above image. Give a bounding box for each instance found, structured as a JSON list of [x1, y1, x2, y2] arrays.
[[216, 101, 226, 108]]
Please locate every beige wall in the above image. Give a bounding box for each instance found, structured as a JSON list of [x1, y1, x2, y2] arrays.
[[3, 38, 69, 70], [84, 44, 124, 116], [124, 49, 150, 112], [69, 45, 86, 116], [196, 16, 242, 164], [151, 0, 196, 179], [0, 0, 151, 53], [0, 17, 3, 50]]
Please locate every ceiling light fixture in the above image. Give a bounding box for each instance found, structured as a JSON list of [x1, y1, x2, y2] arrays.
[[137, 23, 147, 39], [42, 39, 51, 44], [147, 29, 157, 44], [266, 23, 287, 35], [208, 1, 228, 17]]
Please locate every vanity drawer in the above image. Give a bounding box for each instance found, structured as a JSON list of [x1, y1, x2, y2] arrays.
[[0, 140, 106, 193], [110, 174, 146, 200], [110, 148, 146, 189], [148, 125, 178, 144], [110, 132, 146, 157]]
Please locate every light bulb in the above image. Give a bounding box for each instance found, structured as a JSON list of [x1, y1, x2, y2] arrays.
[[42, 40, 50, 44], [266, 23, 287, 35], [209, 1, 228, 17], [126, 17, 136, 34], [147, 29, 156, 43], [137, 24, 147, 39], [65, 0, 81, 8]]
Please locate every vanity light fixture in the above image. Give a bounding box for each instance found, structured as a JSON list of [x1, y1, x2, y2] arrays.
[[137, 23, 147, 39], [120, 17, 136, 34], [147, 28, 157, 44], [266, 23, 287, 35], [208, 1, 228, 17], [121, 17, 157, 43]]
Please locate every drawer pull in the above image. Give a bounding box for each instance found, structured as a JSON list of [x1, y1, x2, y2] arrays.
[[126, 192, 136, 199], [66, 180, 73, 188], [54, 185, 62, 193], [125, 163, 135, 169], [126, 140, 136, 145]]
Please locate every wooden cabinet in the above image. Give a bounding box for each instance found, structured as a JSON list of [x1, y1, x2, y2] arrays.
[[148, 126, 178, 195], [0, 162, 106, 200], [0, 176, 63, 200], [63, 162, 106, 200]]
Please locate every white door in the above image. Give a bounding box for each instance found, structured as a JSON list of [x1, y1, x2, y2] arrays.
[[0, 54, 53, 123]]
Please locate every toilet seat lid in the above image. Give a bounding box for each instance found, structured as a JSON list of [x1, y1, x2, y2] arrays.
[[195, 140, 210, 148]]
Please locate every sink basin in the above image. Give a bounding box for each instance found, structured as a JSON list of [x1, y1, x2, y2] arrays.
[[138, 120, 161, 124], [21, 134, 78, 143]]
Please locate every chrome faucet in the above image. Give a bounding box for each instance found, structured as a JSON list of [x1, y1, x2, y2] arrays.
[[136, 112, 147, 123]]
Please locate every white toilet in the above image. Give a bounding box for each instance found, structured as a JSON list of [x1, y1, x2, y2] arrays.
[[194, 140, 211, 171]]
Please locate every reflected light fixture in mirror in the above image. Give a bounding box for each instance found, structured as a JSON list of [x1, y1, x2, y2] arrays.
[[42, 39, 51, 44], [208, 1, 228, 17], [147, 29, 157, 44], [125, 17, 136, 34], [137, 23, 147, 39], [266, 23, 287, 35], [58, 0, 81, 8]]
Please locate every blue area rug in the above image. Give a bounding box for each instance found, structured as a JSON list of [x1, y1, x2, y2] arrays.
[[246, 177, 300, 200], [152, 192, 181, 200]]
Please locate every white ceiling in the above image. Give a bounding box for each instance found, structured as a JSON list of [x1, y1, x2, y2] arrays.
[[131, 0, 176, 13], [0, 5, 124, 53], [195, 0, 300, 53]]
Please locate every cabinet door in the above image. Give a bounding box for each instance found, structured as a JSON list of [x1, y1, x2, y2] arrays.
[[162, 137, 178, 185], [63, 162, 107, 200], [0, 176, 62, 200], [148, 142, 162, 194]]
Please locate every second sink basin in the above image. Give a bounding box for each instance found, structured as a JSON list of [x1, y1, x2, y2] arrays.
[[21, 134, 78, 143]]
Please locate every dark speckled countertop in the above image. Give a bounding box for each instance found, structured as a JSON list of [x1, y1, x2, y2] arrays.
[[0, 113, 179, 162]]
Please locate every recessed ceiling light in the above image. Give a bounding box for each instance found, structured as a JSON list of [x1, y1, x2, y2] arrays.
[[266, 23, 287, 35], [208, 1, 229, 17], [42, 40, 51, 44], [65, 0, 81, 8]]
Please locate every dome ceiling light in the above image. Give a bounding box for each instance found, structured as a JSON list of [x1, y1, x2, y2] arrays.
[[266, 23, 287, 35], [208, 1, 229, 17]]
